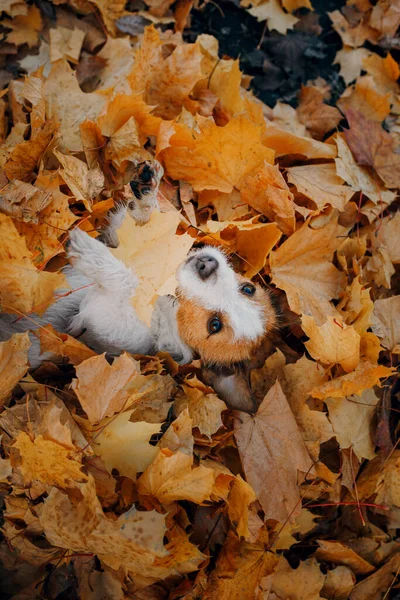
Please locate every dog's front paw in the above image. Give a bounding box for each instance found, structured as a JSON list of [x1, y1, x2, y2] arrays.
[[127, 160, 163, 226]]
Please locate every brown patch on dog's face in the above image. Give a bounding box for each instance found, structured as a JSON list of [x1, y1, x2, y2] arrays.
[[176, 277, 277, 366]]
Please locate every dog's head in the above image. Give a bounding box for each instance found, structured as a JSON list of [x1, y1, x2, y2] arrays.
[[155, 246, 278, 413]]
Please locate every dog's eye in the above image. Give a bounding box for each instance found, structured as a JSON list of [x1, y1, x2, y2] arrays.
[[241, 283, 256, 296], [208, 316, 222, 335]]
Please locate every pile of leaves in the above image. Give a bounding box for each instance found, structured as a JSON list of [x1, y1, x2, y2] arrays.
[[0, 0, 399, 598]]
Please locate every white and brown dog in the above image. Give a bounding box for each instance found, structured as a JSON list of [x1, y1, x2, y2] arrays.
[[0, 229, 278, 412]]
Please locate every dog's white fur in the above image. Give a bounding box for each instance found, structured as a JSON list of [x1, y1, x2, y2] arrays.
[[0, 230, 268, 369], [177, 246, 265, 342]]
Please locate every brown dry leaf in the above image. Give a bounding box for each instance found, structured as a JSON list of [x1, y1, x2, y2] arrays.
[[350, 553, 400, 600], [297, 85, 342, 140], [0, 456, 12, 481], [90, 0, 126, 36], [328, 10, 377, 48], [39, 324, 97, 365], [147, 43, 204, 119], [159, 408, 194, 455], [128, 25, 164, 96], [363, 52, 400, 114], [322, 565, 355, 600], [334, 47, 371, 85], [4, 119, 58, 182], [112, 210, 193, 325], [88, 36, 133, 92], [40, 475, 195, 579], [302, 315, 360, 373], [338, 276, 373, 334], [12, 432, 87, 488], [0, 179, 52, 223], [234, 381, 314, 523], [206, 218, 281, 278], [15, 171, 77, 266], [270, 218, 347, 324], [338, 76, 391, 122], [43, 58, 109, 152], [363, 246, 394, 289], [176, 376, 226, 438], [270, 556, 325, 600], [335, 133, 396, 207], [282, 0, 312, 10], [0, 213, 66, 315], [344, 108, 400, 189], [371, 296, 400, 353], [203, 531, 278, 599], [370, 0, 400, 37], [0, 333, 30, 406], [238, 161, 295, 235], [227, 475, 256, 539], [137, 448, 215, 503], [4, 4, 42, 47], [49, 26, 85, 64], [315, 540, 375, 575], [311, 361, 393, 400], [22, 74, 45, 133], [2, 522, 60, 566], [72, 353, 140, 423], [326, 389, 379, 460], [271, 101, 308, 136], [19, 38, 50, 75], [287, 163, 355, 212], [262, 121, 337, 159], [158, 113, 274, 193], [369, 212, 400, 264], [54, 149, 104, 210], [243, 0, 298, 33], [91, 411, 161, 480]]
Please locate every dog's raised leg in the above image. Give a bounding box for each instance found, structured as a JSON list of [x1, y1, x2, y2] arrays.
[[67, 229, 154, 356]]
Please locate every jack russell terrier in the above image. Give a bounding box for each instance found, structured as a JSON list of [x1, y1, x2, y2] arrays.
[[0, 164, 279, 413]]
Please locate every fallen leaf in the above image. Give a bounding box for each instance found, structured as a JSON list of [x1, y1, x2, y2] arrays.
[[243, 0, 298, 33], [157, 113, 274, 193], [363, 246, 394, 289], [238, 161, 295, 235], [40, 475, 193, 578], [159, 408, 194, 455], [287, 163, 355, 211], [271, 556, 325, 600], [203, 531, 278, 599], [176, 376, 226, 438], [4, 119, 58, 182], [43, 58, 109, 152], [371, 296, 400, 353], [369, 211, 400, 264], [363, 52, 400, 114], [112, 210, 193, 325], [234, 381, 314, 523], [344, 108, 400, 188], [12, 432, 87, 488], [350, 553, 400, 600], [322, 565, 355, 600], [94, 36, 134, 92], [49, 26, 85, 64], [227, 475, 256, 539], [0, 213, 66, 315], [282, 0, 312, 10], [4, 4, 42, 47], [311, 362, 393, 400], [302, 315, 360, 373], [262, 121, 337, 159], [338, 76, 391, 122], [0, 179, 52, 223], [329, 9, 377, 48], [270, 218, 347, 324], [334, 47, 371, 85], [206, 218, 281, 278], [91, 411, 161, 480], [326, 389, 379, 460], [22, 74, 45, 133], [335, 133, 396, 206], [0, 333, 30, 406], [53, 149, 104, 210], [39, 325, 96, 365], [297, 84, 342, 140], [138, 448, 215, 503], [315, 540, 375, 575], [370, 0, 400, 38], [90, 0, 126, 35]]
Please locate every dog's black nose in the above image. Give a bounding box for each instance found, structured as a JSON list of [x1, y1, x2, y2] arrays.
[[195, 255, 218, 280]]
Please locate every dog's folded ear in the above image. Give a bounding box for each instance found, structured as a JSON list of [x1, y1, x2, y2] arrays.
[[201, 363, 258, 414]]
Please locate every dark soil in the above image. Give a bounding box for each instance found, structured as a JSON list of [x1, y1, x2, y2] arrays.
[[185, 0, 347, 108]]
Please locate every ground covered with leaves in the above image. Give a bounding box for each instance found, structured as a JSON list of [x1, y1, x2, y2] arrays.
[[0, 0, 399, 598]]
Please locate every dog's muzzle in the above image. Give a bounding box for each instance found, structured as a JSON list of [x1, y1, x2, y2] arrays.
[[195, 255, 218, 280]]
